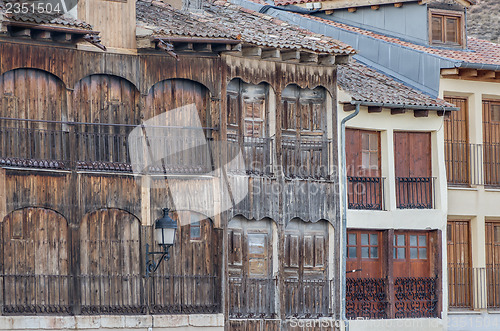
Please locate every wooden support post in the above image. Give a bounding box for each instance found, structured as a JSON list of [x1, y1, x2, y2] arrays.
[[368, 106, 383, 113], [414, 110, 429, 117], [281, 50, 300, 62], [391, 108, 406, 115], [343, 103, 357, 112]]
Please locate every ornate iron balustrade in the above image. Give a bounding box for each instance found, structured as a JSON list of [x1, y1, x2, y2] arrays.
[[394, 277, 438, 318], [0, 122, 216, 175], [226, 133, 274, 176], [282, 136, 331, 180], [0, 273, 221, 315], [347, 176, 385, 210], [396, 177, 434, 209], [228, 277, 277, 319], [284, 278, 332, 318], [346, 278, 388, 319]]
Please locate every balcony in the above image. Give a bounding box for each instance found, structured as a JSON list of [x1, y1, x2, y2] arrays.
[[226, 133, 274, 176], [347, 176, 385, 210], [448, 266, 500, 310], [396, 177, 435, 209], [282, 136, 331, 180], [346, 276, 438, 319], [445, 142, 500, 187]]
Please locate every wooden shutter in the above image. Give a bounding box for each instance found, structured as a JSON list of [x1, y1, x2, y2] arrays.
[[486, 222, 500, 308], [394, 132, 431, 178], [447, 220, 472, 308]]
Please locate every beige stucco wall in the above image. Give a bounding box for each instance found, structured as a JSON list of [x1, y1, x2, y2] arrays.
[[337, 88, 448, 331], [440, 78, 500, 315]]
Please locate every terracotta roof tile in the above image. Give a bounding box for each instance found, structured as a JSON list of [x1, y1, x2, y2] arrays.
[[308, 14, 500, 65], [339, 60, 453, 108], [136, 0, 356, 55]]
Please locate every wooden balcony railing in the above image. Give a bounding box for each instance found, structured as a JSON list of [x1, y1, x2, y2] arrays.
[[284, 278, 332, 318], [282, 136, 331, 180], [396, 177, 434, 209], [228, 277, 277, 319], [347, 176, 385, 210], [226, 134, 274, 176]]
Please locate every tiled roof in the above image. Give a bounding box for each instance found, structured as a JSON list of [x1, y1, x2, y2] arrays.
[[274, 0, 475, 7], [0, 1, 93, 30], [136, 0, 356, 55], [309, 15, 500, 65], [339, 60, 454, 108]]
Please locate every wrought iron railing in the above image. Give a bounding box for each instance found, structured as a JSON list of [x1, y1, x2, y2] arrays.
[[448, 266, 474, 309], [282, 136, 331, 180], [347, 176, 385, 210], [396, 177, 435, 209], [0, 123, 216, 175], [445, 142, 500, 187], [346, 278, 388, 319], [0, 273, 221, 315], [284, 278, 332, 318], [226, 134, 274, 176], [394, 277, 438, 318], [228, 277, 277, 319]]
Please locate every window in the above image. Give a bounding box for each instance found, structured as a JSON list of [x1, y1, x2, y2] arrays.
[[348, 231, 380, 259], [393, 233, 428, 260], [430, 11, 463, 46], [362, 132, 379, 171], [491, 104, 500, 123], [190, 221, 201, 240]]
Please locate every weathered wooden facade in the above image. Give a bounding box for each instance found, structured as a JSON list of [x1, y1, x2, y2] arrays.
[[0, 0, 355, 330]]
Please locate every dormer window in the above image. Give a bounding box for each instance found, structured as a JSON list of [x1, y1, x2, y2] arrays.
[[430, 9, 464, 46]]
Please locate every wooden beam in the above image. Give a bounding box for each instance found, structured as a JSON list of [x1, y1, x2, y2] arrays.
[[343, 103, 357, 112], [242, 46, 262, 57], [394, 2, 403, 7], [477, 70, 496, 79], [31, 30, 52, 40], [174, 42, 194, 51], [371, 5, 380, 10], [212, 43, 233, 52], [319, 55, 336, 65], [441, 68, 459, 76], [281, 50, 300, 62], [261, 48, 280, 59], [51, 32, 72, 42], [193, 43, 212, 52], [300, 52, 318, 63], [10, 28, 31, 38], [368, 106, 382, 113], [459, 69, 478, 77], [335, 55, 350, 64], [391, 108, 406, 115], [325, 10, 334, 15], [348, 7, 357, 12], [414, 110, 429, 118]]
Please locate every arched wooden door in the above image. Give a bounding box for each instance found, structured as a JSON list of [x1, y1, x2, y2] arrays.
[[150, 211, 221, 314], [1, 207, 70, 314], [79, 209, 142, 314]]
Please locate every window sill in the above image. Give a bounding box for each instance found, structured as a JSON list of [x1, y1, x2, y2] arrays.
[[448, 310, 482, 315], [448, 186, 478, 192]]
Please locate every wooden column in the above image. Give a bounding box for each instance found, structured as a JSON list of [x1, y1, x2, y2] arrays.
[[387, 229, 395, 318]]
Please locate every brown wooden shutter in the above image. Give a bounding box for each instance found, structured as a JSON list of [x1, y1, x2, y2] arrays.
[[394, 132, 431, 178]]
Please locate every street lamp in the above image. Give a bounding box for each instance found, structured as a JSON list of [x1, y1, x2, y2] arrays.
[[145, 208, 177, 277]]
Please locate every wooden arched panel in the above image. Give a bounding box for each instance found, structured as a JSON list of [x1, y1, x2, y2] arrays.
[[79, 208, 142, 314], [1, 207, 70, 314], [151, 211, 221, 314], [144, 79, 210, 127], [72, 75, 140, 168], [0, 69, 69, 166]]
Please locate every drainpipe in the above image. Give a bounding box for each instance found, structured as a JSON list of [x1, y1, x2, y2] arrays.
[[340, 102, 360, 331]]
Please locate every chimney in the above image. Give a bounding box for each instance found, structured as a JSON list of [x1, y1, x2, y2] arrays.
[[78, 0, 136, 52]]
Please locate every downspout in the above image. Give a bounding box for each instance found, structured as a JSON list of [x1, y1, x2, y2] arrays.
[[340, 102, 360, 331]]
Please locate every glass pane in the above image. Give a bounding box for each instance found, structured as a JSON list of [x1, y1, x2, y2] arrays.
[[398, 247, 405, 259], [361, 234, 369, 245], [446, 17, 458, 43], [432, 16, 443, 42], [419, 247, 427, 259], [410, 247, 418, 259], [361, 247, 369, 258], [190, 224, 201, 239], [419, 235, 427, 246], [371, 247, 379, 258], [495, 226, 500, 243], [348, 233, 356, 245], [370, 234, 378, 246], [369, 133, 378, 150], [370, 153, 378, 169], [410, 235, 418, 246], [397, 234, 405, 246], [362, 133, 369, 150], [362, 152, 370, 169], [348, 246, 357, 258]]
